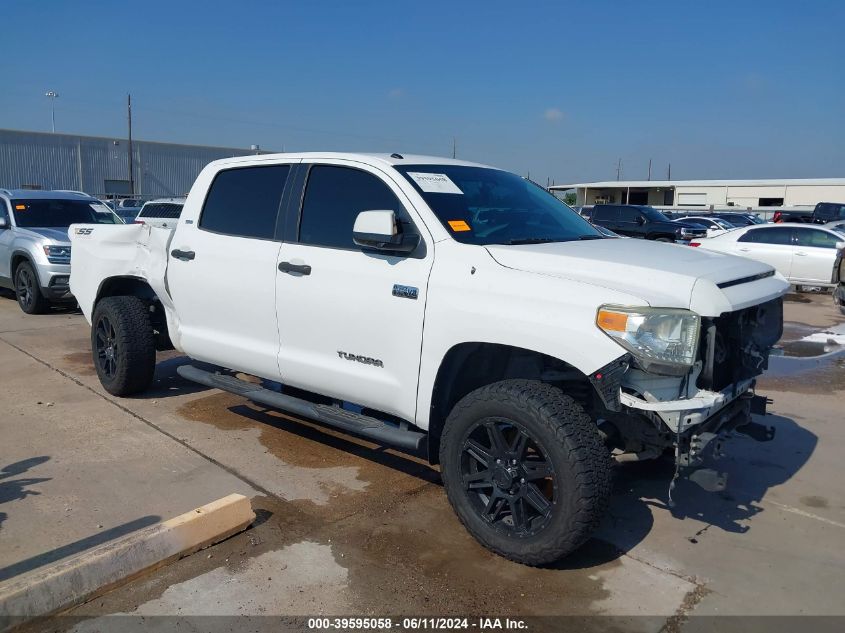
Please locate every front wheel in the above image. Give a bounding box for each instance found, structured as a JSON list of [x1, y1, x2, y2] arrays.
[[439, 380, 612, 566], [91, 296, 156, 396], [15, 262, 49, 314]]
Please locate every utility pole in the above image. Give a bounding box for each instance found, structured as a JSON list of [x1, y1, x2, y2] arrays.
[[127, 94, 135, 196], [452, 137, 456, 159], [667, 163, 671, 181], [647, 158, 652, 181], [45, 91, 59, 133], [616, 158, 623, 181]]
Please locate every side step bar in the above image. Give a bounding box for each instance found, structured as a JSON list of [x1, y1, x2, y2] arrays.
[[177, 365, 426, 452]]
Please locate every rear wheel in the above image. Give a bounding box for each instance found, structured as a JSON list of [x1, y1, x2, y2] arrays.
[[15, 262, 50, 314], [91, 296, 156, 396], [439, 380, 612, 566]]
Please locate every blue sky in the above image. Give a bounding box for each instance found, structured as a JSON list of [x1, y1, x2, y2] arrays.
[[1, 0, 843, 184]]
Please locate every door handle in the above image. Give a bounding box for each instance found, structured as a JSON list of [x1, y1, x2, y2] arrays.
[[171, 249, 195, 261], [795, 252, 808, 256], [739, 247, 751, 252], [278, 261, 311, 275]]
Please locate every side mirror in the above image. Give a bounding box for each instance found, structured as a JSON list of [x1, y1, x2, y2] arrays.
[[636, 215, 646, 225], [353, 210, 419, 254], [0, 217, 8, 229]]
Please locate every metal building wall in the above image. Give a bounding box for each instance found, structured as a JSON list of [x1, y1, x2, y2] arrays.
[[0, 128, 261, 197]]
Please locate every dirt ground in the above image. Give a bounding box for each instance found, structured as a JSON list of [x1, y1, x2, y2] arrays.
[[1, 288, 843, 632]]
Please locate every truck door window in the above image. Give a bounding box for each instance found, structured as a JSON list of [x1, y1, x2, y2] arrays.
[[299, 165, 415, 250], [199, 165, 290, 239], [793, 228, 840, 249]]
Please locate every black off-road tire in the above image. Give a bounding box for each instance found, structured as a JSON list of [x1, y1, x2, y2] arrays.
[[439, 379, 612, 566], [15, 261, 50, 314], [91, 296, 156, 396]]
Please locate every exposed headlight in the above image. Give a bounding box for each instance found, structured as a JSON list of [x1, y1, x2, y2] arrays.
[[43, 244, 71, 264], [597, 306, 700, 375]]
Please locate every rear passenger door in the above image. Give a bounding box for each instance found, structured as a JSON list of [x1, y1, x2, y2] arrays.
[[167, 162, 295, 379], [275, 160, 433, 423], [735, 227, 795, 279]]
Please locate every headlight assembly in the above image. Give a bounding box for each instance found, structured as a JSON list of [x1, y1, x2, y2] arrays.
[[597, 305, 700, 375], [43, 244, 71, 264]]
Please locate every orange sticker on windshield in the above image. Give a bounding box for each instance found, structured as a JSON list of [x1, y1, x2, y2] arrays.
[[448, 220, 471, 232]]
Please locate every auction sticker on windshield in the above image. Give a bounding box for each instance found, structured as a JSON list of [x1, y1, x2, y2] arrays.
[[407, 172, 464, 194]]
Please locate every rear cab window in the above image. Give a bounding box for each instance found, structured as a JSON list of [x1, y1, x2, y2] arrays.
[[592, 206, 619, 222], [199, 164, 290, 239], [139, 203, 183, 219]]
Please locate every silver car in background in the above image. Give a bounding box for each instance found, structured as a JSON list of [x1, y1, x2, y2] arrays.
[[0, 189, 121, 313]]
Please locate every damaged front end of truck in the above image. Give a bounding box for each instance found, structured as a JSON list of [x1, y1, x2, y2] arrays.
[[591, 296, 784, 499]]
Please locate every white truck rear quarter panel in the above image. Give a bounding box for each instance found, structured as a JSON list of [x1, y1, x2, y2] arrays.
[[69, 224, 174, 324]]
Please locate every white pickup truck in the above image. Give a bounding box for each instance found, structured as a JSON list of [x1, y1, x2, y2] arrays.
[[70, 153, 788, 565]]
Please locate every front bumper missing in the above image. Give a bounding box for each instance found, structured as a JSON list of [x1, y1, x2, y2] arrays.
[[621, 382, 776, 498], [620, 377, 756, 434]]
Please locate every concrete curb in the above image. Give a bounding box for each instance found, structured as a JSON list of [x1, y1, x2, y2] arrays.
[[0, 493, 255, 631]]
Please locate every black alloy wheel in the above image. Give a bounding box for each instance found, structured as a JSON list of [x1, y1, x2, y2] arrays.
[[460, 418, 555, 537], [95, 314, 119, 379]]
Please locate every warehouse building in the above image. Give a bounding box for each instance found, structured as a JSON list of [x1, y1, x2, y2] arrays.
[[0, 128, 265, 199], [550, 178, 845, 209]]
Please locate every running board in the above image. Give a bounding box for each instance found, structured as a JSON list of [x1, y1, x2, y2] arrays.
[[176, 364, 426, 452]]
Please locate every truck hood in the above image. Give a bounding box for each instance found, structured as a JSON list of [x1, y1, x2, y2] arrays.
[[485, 238, 789, 316], [15, 227, 71, 244]]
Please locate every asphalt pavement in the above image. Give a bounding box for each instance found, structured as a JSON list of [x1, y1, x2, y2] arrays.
[[0, 289, 843, 632]]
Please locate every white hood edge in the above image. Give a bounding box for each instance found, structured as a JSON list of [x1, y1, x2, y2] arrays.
[[485, 239, 788, 316]]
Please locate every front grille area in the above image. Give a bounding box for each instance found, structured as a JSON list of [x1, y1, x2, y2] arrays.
[[697, 297, 783, 393]]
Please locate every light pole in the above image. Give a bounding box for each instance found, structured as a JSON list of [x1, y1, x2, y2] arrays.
[[45, 91, 59, 132]]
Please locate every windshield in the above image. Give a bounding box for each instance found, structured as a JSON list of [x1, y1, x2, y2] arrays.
[[11, 199, 121, 228], [395, 165, 602, 245]]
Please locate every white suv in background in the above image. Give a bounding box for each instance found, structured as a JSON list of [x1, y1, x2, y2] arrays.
[[134, 198, 185, 229]]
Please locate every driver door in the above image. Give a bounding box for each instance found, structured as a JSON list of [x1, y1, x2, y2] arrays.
[[275, 161, 433, 422]]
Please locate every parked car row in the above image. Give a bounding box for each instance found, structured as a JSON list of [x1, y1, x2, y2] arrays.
[[583, 204, 708, 241], [772, 202, 845, 225]]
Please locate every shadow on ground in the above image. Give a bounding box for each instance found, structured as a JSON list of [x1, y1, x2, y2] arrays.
[[591, 413, 816, 558], [0, 456, 52, 531]]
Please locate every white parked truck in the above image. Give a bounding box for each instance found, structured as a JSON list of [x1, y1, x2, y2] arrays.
[[70, 153, 788, 565]]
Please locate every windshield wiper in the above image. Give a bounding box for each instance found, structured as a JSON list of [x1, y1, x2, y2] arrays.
[[577, 234, 605, 240], [506, 237, 569, 245]]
